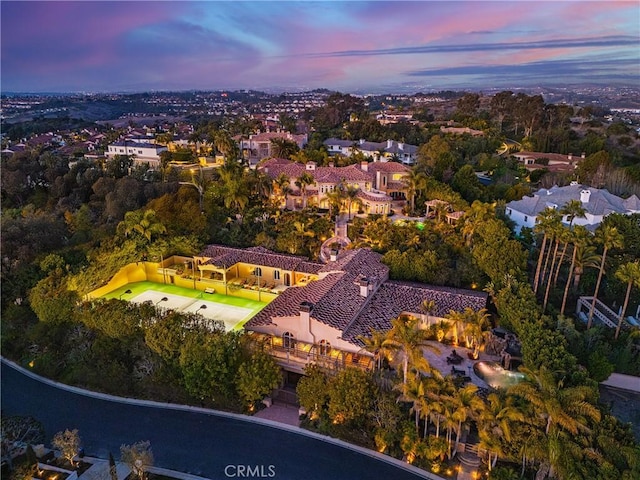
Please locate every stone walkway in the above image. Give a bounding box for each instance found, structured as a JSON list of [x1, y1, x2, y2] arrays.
[[253, 402, 300, 427]]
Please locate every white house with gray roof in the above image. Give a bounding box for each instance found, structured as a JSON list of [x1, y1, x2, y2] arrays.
[[506, 183, 640, 233], [323, 138, 418, 165]]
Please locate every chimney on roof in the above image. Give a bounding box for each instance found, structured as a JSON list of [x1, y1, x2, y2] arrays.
[[328, 161, 334, 168], [398, 142, 404, 151], [580, 189, 591, 204], [386, 139, 393, 149], [300, 302, 313, 322], [359, 278, 370, 298], [568, 153, 573, 161], [330, 249, 338, 262], [305, 161, 316, 171], [581, 152, 586, 159], [360, 161, 368, 172], [359, 139, 365, 145]]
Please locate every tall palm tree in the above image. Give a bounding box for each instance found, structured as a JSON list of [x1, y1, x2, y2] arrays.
[[533, 208, 562, 293], [402, 169, 428, 214], [560, 199, 587, 228], [560, 225, 591, 315], [542, 225, 568, 311], [344, 184, 361, 220], [383, 316, 439, 385], [444, 310, 466, 346], [571, 243, 601, 289], [358, 328, 392, 370], [478, 392, 525, 470], [295, 172, 315, 209], [396, 376, 425, 434], [450, 384, 484, 456], [274, 173, 291, 208], [587, 225, 624, 329], [461, 307, 490, 349], [614, 261, 640, 340]]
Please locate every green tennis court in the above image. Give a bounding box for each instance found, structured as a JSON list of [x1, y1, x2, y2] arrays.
[[103, 281, 268, 331]]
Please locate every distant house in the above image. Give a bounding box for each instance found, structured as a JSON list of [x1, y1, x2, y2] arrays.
[[506, 183, 640, 233], [323, 138, 418, 165], [237, 132, 308, 163], [106, 140, 167, 167], [440, 126, 484, 137], [512, 151, 584, 173], [258, 158, 410, 214]]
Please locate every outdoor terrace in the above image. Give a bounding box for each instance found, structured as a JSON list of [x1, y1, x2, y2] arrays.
[[250, 332, 373, 374]]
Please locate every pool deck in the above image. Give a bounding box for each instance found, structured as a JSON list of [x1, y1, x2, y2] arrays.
[[421, 341, 500, 390]]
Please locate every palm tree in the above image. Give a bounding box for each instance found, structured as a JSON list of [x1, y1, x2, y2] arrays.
[[510, 366, 600, 437], [117, 210, 167, 243], [383, 316, 439, 385], [571, 243, 601, 289], [270, 137, 299, 159], [295, 172, 315, 209], [402, 170, 428, 214], [560, 199, 587, 228], [533, 208, 562, 293], [461, 307, 490, 349], [560, 225, 591, 315], [420, 300, 436, 328], [274, 173, 291, 208], [614, 261, 640, 340], [344, 184, 361, 220], [460, 201, 494, 248], [396, 376, 425, 434], [542, 225, 568, 311], [450, 384, 484, 456], [358, 328, 392, 370], [587, 225, 624, 329], [478, 392, 525, 470], [444, 310, 466, 346]]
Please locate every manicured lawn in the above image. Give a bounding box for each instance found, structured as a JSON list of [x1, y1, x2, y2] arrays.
[[103, 281, 268, 331]]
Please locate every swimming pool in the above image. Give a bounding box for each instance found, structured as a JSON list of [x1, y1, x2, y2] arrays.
[[473, 361, 525, 389]]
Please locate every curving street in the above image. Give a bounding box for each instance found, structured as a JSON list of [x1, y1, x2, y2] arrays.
[[1, 360, 430, 480]]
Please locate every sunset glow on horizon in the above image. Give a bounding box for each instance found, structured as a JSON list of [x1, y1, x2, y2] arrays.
[[1, 1, 638, 93]]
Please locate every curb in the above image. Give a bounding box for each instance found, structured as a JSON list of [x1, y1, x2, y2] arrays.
[[2, 357, 440, 479]]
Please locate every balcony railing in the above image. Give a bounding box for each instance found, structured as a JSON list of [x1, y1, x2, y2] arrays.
[[250, 332, 373, 373]]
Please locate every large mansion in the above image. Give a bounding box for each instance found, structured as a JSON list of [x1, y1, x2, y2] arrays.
[[194, 245, 488, 374], [506, 183, 640, 233], [259, 158, 410, 215]]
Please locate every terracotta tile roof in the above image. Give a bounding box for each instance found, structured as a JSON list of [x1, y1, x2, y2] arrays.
[[198, 245, 322, 272], [246, 273, 345, 327], [343, 280, 488, 345], [367, 162, 410, 173]]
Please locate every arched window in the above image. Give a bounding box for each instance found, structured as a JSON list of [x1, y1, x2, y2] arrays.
[[253, 267, 262, 276], [319, 339, 331, 356], [283, 332, 296, 350]]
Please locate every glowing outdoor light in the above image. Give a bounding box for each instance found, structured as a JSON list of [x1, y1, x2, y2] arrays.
[[156, 296, 169, 306], [119, 289, 132, 300]]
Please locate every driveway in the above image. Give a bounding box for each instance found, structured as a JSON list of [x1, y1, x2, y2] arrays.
[[1, 360, 432, 480]]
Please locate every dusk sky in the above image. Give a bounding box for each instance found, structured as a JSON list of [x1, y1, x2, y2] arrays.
[[2, 1, 639, 94]]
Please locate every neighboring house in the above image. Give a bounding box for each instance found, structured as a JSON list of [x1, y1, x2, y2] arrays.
[[512, 151, 584, 173], [106, 141, 167, 167], [237, 132, 308, 163], [323, 138, 419, 165], [506, 183, 640, 233], [259, 158, 410, 214], [243, 247, 488, 374], [440, 126, 484, 136]]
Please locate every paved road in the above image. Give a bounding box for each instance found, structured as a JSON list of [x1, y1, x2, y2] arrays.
[[1, 361, 428, 480]]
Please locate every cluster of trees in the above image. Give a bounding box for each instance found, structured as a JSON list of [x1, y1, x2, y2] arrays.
[[5, 426, 154, 480], [297, 314, 639, 478]]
